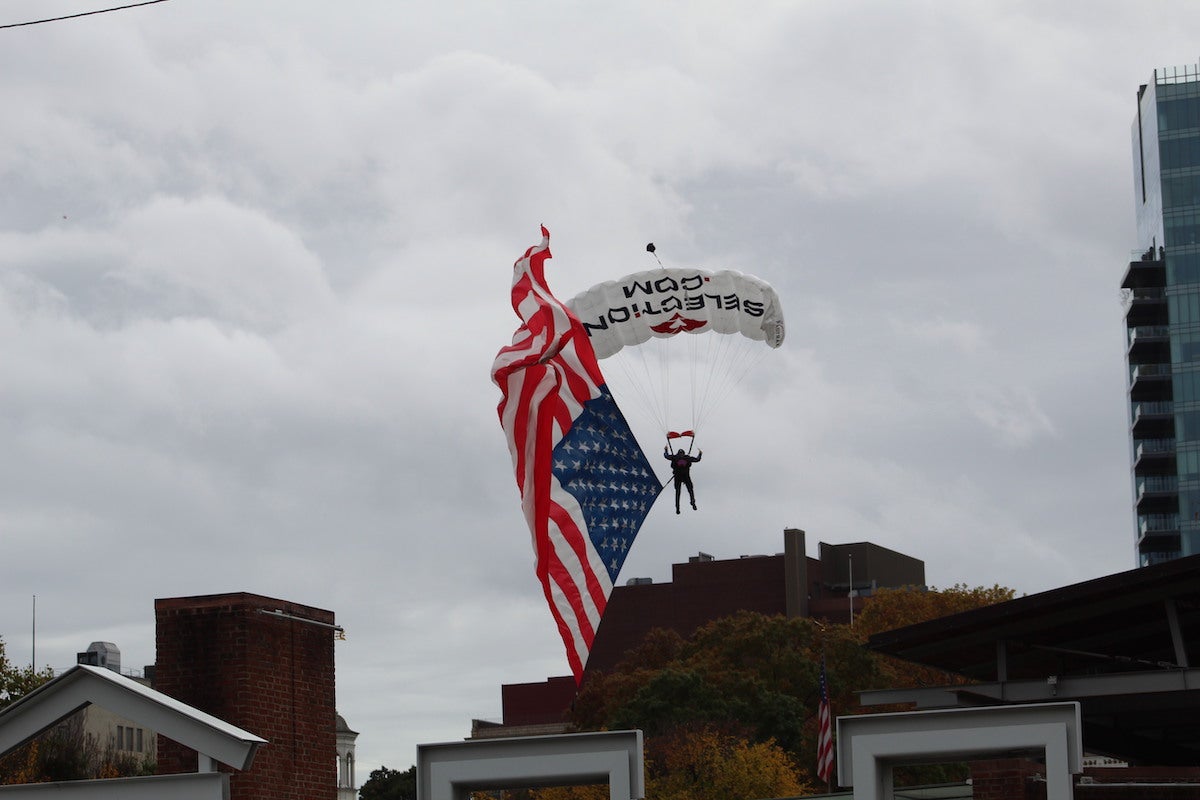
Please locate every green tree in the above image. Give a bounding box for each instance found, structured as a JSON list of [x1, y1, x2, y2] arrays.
[[568, 584, 1015, 788], [0, 635, 54, 710], [359, 765, 416, 800]]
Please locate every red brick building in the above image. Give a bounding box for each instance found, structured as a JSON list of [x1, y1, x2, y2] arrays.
[[155, 592, 338, 800], [476, 528, 925, 735]]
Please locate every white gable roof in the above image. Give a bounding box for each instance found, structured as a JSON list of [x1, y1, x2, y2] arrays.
[[0, 665, 265, 771]]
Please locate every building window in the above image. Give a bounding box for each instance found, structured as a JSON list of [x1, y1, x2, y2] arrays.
[[136, 728, 144, 752], [116, 726, 125, 750]]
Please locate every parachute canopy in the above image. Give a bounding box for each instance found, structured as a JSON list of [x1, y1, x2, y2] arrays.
[[567, 267, 785, 445], [567, 268, 785, 359]]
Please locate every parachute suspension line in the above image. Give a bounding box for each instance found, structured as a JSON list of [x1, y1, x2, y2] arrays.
[[692, 328, 729, 432], [700, 335, 770, 427], [610, 333, 669, 434], [687, 328, 767, 434]]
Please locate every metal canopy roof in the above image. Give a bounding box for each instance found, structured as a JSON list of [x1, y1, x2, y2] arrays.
[[863, 555, 1200, 765]]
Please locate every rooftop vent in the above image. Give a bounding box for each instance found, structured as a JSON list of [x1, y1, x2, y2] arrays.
[[76, 641, 121, 673]]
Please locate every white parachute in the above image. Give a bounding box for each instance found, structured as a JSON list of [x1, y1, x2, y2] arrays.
[[567, 265, 785, 448]]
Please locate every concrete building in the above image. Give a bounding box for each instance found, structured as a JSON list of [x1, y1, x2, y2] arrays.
[[475, 528, 924, 736], [1124, 60, 1200, 565]]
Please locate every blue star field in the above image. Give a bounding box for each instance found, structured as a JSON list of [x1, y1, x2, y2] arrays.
[[552, 385, 664, 582]]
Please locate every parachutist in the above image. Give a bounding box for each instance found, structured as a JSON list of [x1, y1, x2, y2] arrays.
[[646, 242, 655, 253], [664, 447, 702, 514]]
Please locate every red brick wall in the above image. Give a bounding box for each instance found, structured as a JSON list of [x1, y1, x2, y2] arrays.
[[970, 758, 1047, 800], [155, 593, 337, 800], [502, 676, 578, 726], [584, 555, 788, 675], [1077, 767, 1200, 799], [971, 761, 1200, 800]]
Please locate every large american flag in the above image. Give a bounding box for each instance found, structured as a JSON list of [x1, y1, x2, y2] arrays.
[[492, 227, 662, 683], [817, 656, 835, 784]]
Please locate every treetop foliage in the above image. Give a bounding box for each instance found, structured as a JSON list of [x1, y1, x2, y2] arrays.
[[569, 582, 1014, 792], [0, 636, 53, 712], [359, 764, 416, 800], [361, 582, 1017, 798]]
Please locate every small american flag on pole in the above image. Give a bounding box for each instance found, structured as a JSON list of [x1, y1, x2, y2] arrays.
[[492, 227, 662, 683], [817, 655, 835, 784]]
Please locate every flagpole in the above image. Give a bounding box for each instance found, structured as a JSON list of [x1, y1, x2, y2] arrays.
[[848, 553, 854, 627]]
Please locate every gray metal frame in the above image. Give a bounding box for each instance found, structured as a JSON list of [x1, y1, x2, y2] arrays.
[[417, 730, 644, 800], [836, 702, 1081, 800]]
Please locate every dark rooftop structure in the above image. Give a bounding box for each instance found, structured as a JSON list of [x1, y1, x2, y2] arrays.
[[862, 554, 1200, 766]]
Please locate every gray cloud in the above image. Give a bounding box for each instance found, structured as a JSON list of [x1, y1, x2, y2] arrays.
[[1, 0, 1192, 774]]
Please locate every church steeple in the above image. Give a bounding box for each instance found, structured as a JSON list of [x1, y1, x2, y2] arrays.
[[336, 713, 359, 800]]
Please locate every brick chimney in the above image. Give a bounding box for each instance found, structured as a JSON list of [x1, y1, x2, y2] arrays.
[[155, 592, 337, 800]]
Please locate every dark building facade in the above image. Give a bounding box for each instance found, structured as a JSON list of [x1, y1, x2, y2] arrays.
[[475, 529, 924, 735], [1125, 61, 1200, 565]]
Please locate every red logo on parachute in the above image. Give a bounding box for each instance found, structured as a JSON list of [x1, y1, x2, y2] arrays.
[[650, 314, 707, 335]]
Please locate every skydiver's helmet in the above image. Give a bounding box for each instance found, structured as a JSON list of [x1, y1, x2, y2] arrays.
[[676, 449, 685, 455]]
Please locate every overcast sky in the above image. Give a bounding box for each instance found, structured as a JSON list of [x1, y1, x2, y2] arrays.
[[2, 0, 1197, 778]]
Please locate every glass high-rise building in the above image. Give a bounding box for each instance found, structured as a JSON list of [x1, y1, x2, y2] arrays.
[[1124, 62, 1200, 566]]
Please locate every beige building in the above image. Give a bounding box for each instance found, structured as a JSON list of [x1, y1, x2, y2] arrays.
[[74, 642, 156, 770]]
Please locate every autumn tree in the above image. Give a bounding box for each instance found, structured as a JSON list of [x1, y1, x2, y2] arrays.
[[853, 583, 1017, 690], [647, 726, 810, 800], [567, 584, 1015, 790], [853, 584, 1016, 640], [530, 726, 810, 800], [571, 612, 876, 786]]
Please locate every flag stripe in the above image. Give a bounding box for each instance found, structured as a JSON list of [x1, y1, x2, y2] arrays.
[[817, 656, 835, 784], [493, 228, 662, 684]]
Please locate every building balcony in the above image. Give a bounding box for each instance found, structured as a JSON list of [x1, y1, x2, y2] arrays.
[[1131, 400, 1175, 437], [1140, 548, 1182, 566], [1127, 326, 1170, 348], [1135, 475, 1180, 515], [1134, 437, 1177, 470], [1136, 474, 1179, 496], [1137, 514, 1181, 560], [1127, 328, 1171, 364], [1121, 255, 1166, 290], [1123, 287, 1169, 327], [1137, 527, 1181, 554], [1129, 363, 1173, 393]]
